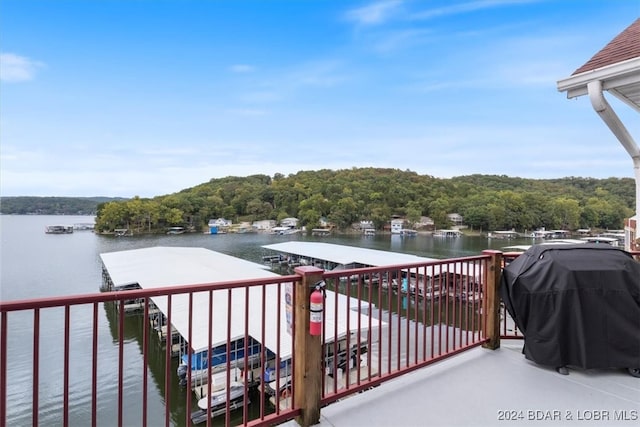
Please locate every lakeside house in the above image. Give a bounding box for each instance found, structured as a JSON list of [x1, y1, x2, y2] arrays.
[[253, 219, 276, 231], [208, 218, 232, 234], [390, 218, 404, 234], [208, 218, 232, 228], [446, 213, 464, 227], [415, 216, 435, 230], [280, 217, 299, 228]]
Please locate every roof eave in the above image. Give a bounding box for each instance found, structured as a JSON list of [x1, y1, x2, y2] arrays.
[[557, 56, 640, 99]]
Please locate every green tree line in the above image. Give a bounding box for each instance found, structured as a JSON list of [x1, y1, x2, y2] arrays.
[[91, 168, 635, 234], [0, 196, 123, 215]]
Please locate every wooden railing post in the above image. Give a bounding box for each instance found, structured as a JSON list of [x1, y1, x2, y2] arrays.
[[482, 250, 503, 350], [293, 266, 324, 427]]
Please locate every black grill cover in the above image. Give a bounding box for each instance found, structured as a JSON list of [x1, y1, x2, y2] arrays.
[[500, 244, 640, 370]]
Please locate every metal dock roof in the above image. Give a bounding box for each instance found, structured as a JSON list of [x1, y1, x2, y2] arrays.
[[263, 241, 484, 281], [100, 246, 382, 356], [262, 241, 438, 267]]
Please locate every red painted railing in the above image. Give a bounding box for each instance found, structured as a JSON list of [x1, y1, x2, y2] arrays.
[[0, 250, 523, 426], [316, 255, 493, 407]]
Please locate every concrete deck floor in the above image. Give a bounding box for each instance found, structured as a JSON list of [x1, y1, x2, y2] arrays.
[[282, 340, 640, 427]]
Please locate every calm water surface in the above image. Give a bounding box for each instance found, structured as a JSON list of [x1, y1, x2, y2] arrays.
[[0, 215, 529, 426]]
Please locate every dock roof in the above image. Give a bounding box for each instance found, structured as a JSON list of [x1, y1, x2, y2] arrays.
[[100, 246, 380, 356], [263, 241, 486, 282], [262, 241, 438, 267]]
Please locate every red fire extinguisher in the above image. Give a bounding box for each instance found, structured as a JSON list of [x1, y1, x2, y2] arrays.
[[309, 283, 324, 336]]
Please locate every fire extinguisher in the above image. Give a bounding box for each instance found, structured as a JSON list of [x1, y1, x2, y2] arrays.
[[309, 282, 325, 336]]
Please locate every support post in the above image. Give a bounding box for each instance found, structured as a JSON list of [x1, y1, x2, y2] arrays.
[[482, 250, 503, 350], [293, 266, 324, 427]]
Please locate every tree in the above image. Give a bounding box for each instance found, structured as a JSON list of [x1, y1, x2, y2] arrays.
[[299, 208, 321, 228], [369, 206, 392, 230], [429, 198, 451, 229], [299, 194, 331, 218], [163, 207, 185, 225], [246, 198, 273, 218], [405, 206, 422, 227], [549, 198, 581, 230], [95, 201, 129, 232], [463, 205, 491, 232], [329, 197, 358, 229]]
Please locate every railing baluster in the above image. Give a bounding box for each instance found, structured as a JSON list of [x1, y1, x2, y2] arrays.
[[165, 295, 172, 427], [290, 281, 296, 412], [1, 311, 7, 427], [413, 267, 419, 365], [395, 270, 401, 372], [245, 285, 252, 423], [186, 292, 193, 425], [205, 290, 213, 427], [225, 289, 232, 427], [336, 278, 340, 386], [376, 272, 382, 381], [258, 283, 266, 420], [92, 303, 98, 427], [142, 298, 149, 427], [429, 267, 435, 360], [64, 305, 70, 427], [345, 274, 351, 388], [118, 300, 125, 427], [32, 308, 39, 427]]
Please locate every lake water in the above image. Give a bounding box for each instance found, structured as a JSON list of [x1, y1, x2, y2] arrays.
[[0, 215, 533, 426]]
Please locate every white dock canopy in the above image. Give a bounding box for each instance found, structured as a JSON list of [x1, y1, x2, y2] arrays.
[[263, 241, 438, 267], [100, 246, 381, 358], [264, 241, 486, 283]]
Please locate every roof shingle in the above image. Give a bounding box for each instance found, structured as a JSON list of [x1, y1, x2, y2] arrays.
[[572, 18, 640, 75]]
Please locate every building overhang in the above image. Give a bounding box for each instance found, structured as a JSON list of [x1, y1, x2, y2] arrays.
[[557, 57, 640, 112], [556, 20, 640, 251]]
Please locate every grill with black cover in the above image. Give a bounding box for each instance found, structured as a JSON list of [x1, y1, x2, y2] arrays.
[[500, 243, 640, 376]]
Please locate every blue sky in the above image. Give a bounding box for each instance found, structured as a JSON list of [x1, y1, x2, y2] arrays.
[[1, 0, 639, 197]]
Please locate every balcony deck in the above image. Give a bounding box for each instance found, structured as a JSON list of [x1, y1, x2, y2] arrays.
[[283, 339, 640, 427], [3, 245, 638, 427]]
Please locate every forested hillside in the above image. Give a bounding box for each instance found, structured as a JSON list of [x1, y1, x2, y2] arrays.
[[91, 168, 635, 234], [0, 196, 123, 215]]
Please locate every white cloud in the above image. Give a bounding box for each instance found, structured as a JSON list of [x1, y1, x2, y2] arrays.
[[344, 1, 403, 26], [343, 0, 537, 28], [234, 60, 347, 106], [229, 64, 255, 73], [372, 28, 433, 52], [411, 0, 537, 21], [0, 53, 45, 82]]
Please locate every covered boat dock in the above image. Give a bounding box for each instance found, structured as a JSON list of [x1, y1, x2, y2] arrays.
[[99, 246, 384, 392], [262, 242, 484, 300], [262, 241, 439, 271]]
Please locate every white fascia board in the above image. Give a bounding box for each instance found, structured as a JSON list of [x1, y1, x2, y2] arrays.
[[557, 57, 640, 97]]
